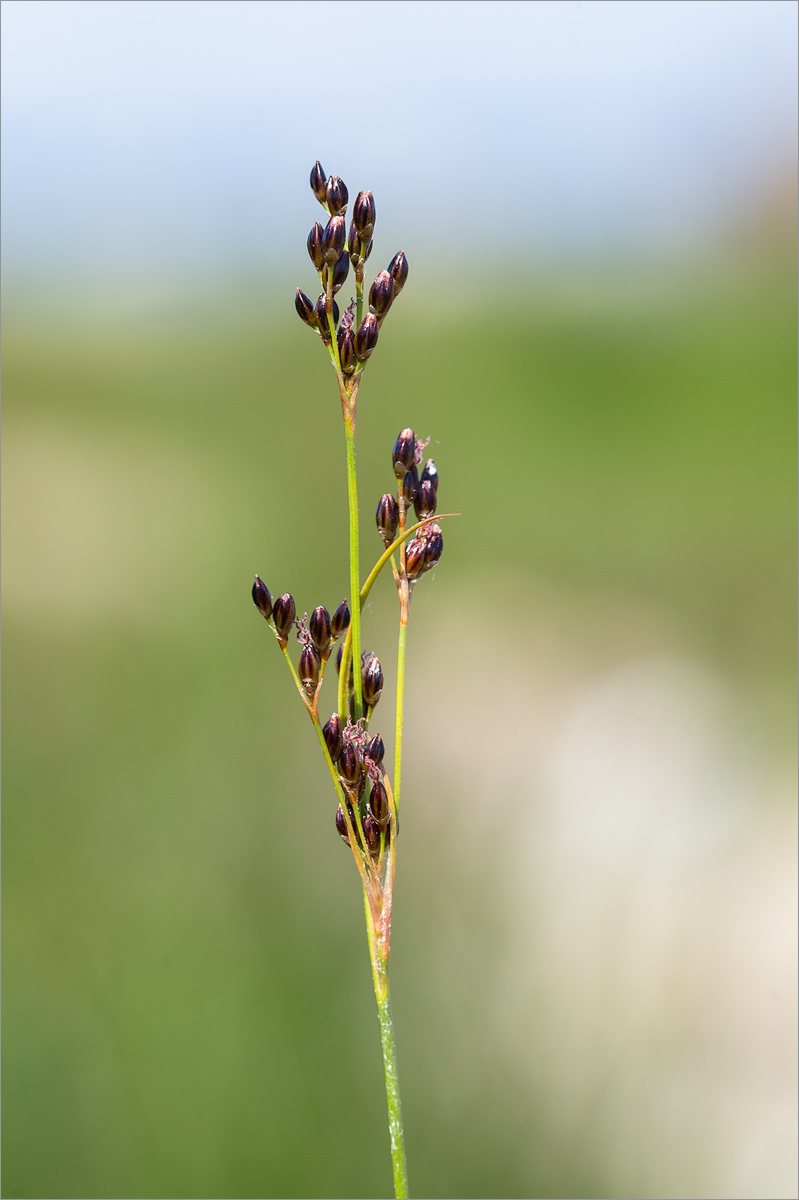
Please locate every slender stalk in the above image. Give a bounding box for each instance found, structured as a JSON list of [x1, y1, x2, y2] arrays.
[[393, 614, 408, 815], [345, 418, 364, 719]]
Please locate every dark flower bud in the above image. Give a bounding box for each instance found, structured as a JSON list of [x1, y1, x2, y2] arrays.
[[323, 215, 346, 264], [331, 599, 350, 638], [299, 644, 321, 698], [252, 574, 273, 619], [362, 811, 382, 858], [338, 742, 362, 789], [325, 175, 348, 216], [420, 458, 439, 493], [337, 326, 356, 376], [307, 222, 325, 270], [423, 525, 443, 569], [348, 224, 363, 265], [365, 733, 385, 766], [315, 295, 340, 343], [309, 605, 332, 655], [272, 593, 296, 646], [310, 160, 327, 204], [329, 251, 350, 294], [369, 778, 389, 829], [404, 537, 426, 580], [335, 803, 350, 844], [369, 270, 395, 319], [353, 190, 376, 239], [376, 493, 399, 546], [354, 313, 379, 361], [295, 288, 318, 328], [323, 712, 343, 761], [392, 428, 416, 478], [414, 479, 437, 520], [362, 653, 384, 708], [402, 465, 419, 506], [387, 251, 409, 296]]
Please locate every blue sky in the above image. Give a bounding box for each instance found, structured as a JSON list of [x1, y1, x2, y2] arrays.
[[2, 0, 796, 283]]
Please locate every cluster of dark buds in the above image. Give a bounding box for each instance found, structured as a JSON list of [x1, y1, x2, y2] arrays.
[[252, 163, 455, 1200], [295, 160, 409, 426]]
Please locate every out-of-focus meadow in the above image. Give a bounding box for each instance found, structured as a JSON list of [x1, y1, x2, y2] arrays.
[[2, 3, 797, 1198]]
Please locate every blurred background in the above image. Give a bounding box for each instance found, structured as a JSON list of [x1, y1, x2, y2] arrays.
[[2, 2, 796, 1197]]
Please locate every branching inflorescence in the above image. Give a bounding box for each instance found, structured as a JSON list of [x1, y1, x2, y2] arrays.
[[252, 163, 451, 1199]]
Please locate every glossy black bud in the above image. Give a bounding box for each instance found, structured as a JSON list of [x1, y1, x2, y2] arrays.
[[337, 326, 356, 376], [295, 288, 318, 328], [392, 428, 416, 478], [387, 251, 409, 296], [362, 653, 384, 707], [315, 295, 340, 343], [309, 605, 332, 655], [325, 175, 348, 216], [331, 599, 350, 639], [323, 215, 346, 264], [272, 593, 296, 645], [404, 538, 426, 580], [402, 465, 419, 506], [424, 525, 444, 569], [362, 812, 382, 858], [352, 190, 376, 239], [376, 493, 399, 547], [329, 250, 350, 294], [420, 458, 439, 493], [323, 712, 343, 761], [338, 742, 362, 789], [310, 160, 327, 204], [307, 222, 325, 270], [299, 644, 321, 698], [335, 803, 350, 844], [369, 270, 395, 319], [414, 478, 437, 520], [354, 313, 379, 361], [369, 778, 389, 829], [365, 734, 384, 766], [252, 574, 273, 619]]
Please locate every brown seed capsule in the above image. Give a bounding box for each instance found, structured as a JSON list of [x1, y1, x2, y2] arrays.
[[331, 599, 350, 638], [352, 190, 376, 239], [335, 803, 350, 844], [272, 593, 296, 646], [354, 313, 379, 361], [338, 742, 362, 789], [404, 537, 426, 580], [329, 250, 350, 294], [414, 478, 437, 520], [365, 733, 385, 766], [323, 712, 343, 761], [402, 465, 419, 506], [420, 458, 439, 493], [369, 778, 389, 829], [295, 288, 318, 328], [376, 493, 399, 546], [423, 525, 443, 569], [392, 428, 416, 478], [309, 605, 332, 655], [315, 295, 340, 343], [310, 160, 327, 204], [362, 653, 383, 708], [387, 251, 409, 296], [252, 574, 273, 619], [369, 270, 395, 319], [337, 326, 356, 376], [307, 222, 325, 270], [325, 175, 348, 216], [362, 811, 382, 858], [323, 215, 346, 264], [299, 644, 321, 698]]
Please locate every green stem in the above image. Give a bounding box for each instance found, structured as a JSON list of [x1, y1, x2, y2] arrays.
[[364, 894, 409, 1199], [345, 419, 364, 719]]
